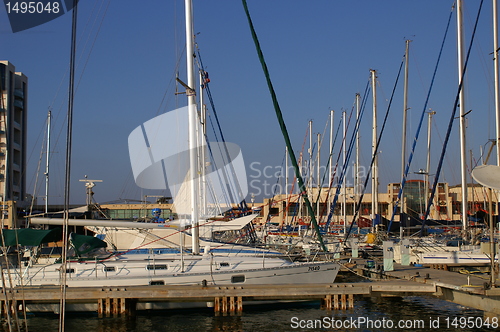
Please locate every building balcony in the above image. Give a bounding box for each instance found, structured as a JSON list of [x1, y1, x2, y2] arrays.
[[14, 99, 24, 109], [14, 89, 24, 99]]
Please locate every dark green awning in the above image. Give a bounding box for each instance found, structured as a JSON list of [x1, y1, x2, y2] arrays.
[[70, 233, 107, 256], [1, 228, 62, 246]]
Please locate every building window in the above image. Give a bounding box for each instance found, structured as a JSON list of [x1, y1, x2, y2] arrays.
[[14, 128, 21, 145], [13, 150, 21, 166], [13, 171, 20, 186]]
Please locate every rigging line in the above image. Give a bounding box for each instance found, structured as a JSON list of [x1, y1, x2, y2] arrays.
[[318, 104, 356, 226], [314, 116, 343, 221], [117, 50, 186, 200], [29, 114, 50, 215], [387, 5, 455, 232], [323, 81, 370, 230], [344, 55, 406, 242], [421, 0, 484, 235], [29, 1, 111, 204], [431, 111, 455, 183], [313, 110, 338, 209], [74, 0, 111, 91], [322, 102, 360, 229], [75, 0, 108, 69], [25, 108, 50, 190], [196, 48, 247, 210], [157, 48, 185, 115], [261, 152, 287, 231], [201, 127, 234, 214], [242, 0, 327, 252], [314, 111, 342, 191], [48, 0, 109, 110], [285, 123, 313, 226]]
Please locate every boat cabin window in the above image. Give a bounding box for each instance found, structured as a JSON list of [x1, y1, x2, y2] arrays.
[[146, 264, 168, 270], [220, 262, 230, 267], [150, 280, 165, 285], [65, 268, 75, 274], [231, 275, 245, 283], [104, 266, 116, 272]]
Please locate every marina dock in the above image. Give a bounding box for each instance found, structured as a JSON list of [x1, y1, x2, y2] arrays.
[[352, 258, 500, 315], [1, 259, 498, 316], [1, 280, 436, 317]]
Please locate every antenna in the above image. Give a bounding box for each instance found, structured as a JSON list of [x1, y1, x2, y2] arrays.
[[79, 177, 103, 206]]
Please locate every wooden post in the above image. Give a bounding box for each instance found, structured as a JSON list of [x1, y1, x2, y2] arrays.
[[348, 294, 354, 309], [236, 296, 243, 314], [97, 299, 103, 318], [229, 296, 235, 314], [341, 294, 347, 309], [105, 298, 111, 317], [120, 298, 127, 316], [333, 294, 339, 310], [112, 298, 119, 316], [214, 297, 220, 316], [221, 296, 228, 315], [322, 295, 332, 310]]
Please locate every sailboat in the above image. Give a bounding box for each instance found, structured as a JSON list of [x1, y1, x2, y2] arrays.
[[391, 1, 500, 269], [7, 0, 340, 296]]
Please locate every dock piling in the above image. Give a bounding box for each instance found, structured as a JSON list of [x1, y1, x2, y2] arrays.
[[214, 296, 242, 316]]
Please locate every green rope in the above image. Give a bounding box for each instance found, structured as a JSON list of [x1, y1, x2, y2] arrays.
[[241, 0, 327, 252]]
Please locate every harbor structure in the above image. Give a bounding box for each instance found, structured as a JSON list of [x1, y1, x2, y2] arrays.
[[0, 61, 28, 228], [258, 181, 496, 228], [21, 179, 499, 232]]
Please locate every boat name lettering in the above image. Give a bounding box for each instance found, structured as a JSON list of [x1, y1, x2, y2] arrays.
[[308, 265, 320, 271]]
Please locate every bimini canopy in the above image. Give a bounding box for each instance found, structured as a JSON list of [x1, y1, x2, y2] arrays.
[[70, 233, 107, 256], [1, 228, 62, 246]]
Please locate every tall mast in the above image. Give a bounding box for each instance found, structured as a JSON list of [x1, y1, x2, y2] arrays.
[[308, 120, 313, 191], [370, 69, 378, 229], [401, 40, 410, 217], [285, 145, 289, 223], [493, 0, 499, 287], [185, 0, 199, 254], [457, 0, 468, 235], [45, 110, 51, 214], [355, 93, 360, 234], [494, 0, 500, 167], [329, 110, 334, 216], [425, 111, 436, 215], [342, 110, 347, 234], [285, 146, 289, 194], [316, 133, 321, 222]]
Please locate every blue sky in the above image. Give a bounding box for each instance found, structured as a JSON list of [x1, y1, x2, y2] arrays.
[[0, 0, 497, 205]]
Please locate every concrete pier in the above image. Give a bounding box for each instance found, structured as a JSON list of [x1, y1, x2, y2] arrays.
[[352, 258, 500, 315]]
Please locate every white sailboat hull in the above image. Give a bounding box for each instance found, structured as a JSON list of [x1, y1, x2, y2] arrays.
[[13, 253, 340, 288], [414, 251, 499, 265]]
